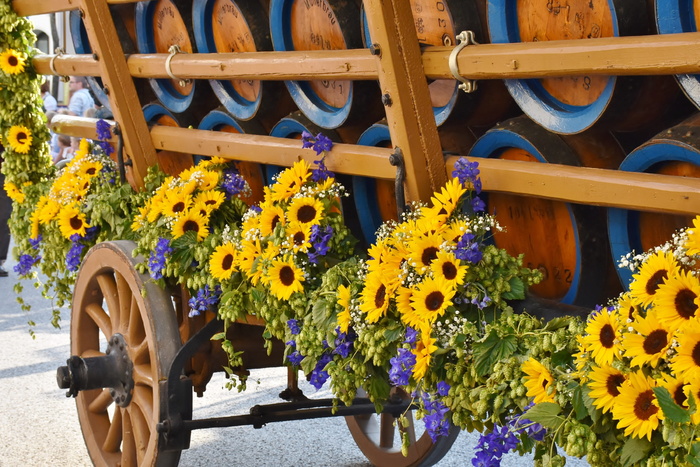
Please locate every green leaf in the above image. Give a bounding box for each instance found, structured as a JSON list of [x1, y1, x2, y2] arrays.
[[543, 317, 571, 332], [472, 330, 517, 377], [571, 384, 589, 421], [384, 326, 403, 344], [653, 386, 690, 424], [502, 276, 525, 300], [619, 436, 652, 466], [551, 348, 573, 368], [687, 442, 700, 467], [525, 402, 565, 431], [311, 298, 333, 329]]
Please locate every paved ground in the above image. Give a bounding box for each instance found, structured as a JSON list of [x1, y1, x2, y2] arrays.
[[0, 248, 590, 467]]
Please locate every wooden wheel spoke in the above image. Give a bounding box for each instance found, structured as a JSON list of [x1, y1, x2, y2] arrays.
[[131, 386, 155, 432], [88, 388, 114, 414], [131, 339, 149, 365], [102, 407, 122, 453], [116, 272, 132, 332], [85, 303, 112, 339], [379, 412, 396, 448], [121, 410, 137, 467], [128, 403, 151, 463], [133, 363, 154, 387], [96, 272, 120, 332]]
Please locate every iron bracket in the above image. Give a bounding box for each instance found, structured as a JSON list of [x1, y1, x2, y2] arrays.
[[449, 30, 479, 93]]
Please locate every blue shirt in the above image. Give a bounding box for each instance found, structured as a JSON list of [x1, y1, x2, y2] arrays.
[[68, 88, 94, 116]]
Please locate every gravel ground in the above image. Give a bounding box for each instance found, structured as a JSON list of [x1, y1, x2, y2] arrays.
[[0, 250, 590, 467]]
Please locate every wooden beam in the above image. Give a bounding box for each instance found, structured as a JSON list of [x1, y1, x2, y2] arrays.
[[362, 0, 446, 203], [12, 0, 143, 16], [32, 55, 101, 77], [78, 0, 157, 188]]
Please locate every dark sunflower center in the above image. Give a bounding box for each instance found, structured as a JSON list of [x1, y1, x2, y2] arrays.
[[297, 205, 317, 223], [628, 306, 636, 322], [86, 168, 96, 175], [676, 289, 698, 319], [205, 199, 217, 205], [599, 324, 616, 348], [279, 265, 295, 286], [633, 390, 659, 421], [541, 378, 550, 390], [69, 216, 83, 230], [645, 270, 668, 296], [222, 254, 233, 271], [674, 385, 688, 406], [374, 284, 387, 309], [293, 232, 306, 245], [173, 202, 185, 213], [8, 55, 18, 66], [606, 374, 625, 397], [425, 291, 444, 312], [438, 207, 447, 216], [442, 262, 457, 280], [16, 131, 27, 143], [692, 342, 700, 367], [421, 246, 439, 266], [183, 220, 199, 232], [643, 329, 668, 355]]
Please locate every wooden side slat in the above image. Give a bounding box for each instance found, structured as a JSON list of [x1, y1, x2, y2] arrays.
[[12, 0, 143, 16]]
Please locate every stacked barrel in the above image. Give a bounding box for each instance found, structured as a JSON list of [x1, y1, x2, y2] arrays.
[[74, 0, 700, 308]]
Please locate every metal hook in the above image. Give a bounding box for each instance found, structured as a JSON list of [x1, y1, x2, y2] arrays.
[[448, 31, 478, 93], [389, 147, 406, 216], [165, 44, 192, 88], [50, 47, 69, 82]]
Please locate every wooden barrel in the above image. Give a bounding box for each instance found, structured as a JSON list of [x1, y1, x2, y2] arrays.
[[608, 112, 700, 286], [197, 108, 267, 205], [487, 0, 682, 135], [656, 0, 700, 110], [360, 0, 518, 128], [143, 102, 195, 176], [192, 0, 297, 130], [469, 116, 625, 307], [135, 0, 217, 118], [268, 0, 382, 129]]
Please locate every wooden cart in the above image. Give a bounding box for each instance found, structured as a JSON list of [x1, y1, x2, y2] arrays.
[[11, 0, 700, 465]]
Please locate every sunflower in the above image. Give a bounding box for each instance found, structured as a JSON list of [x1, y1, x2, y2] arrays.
[[427, 178, 466, 218], [259, 203, 286, 236], [0, 49, 26, 74], [189, 169, 219, 191], [408, 232, 444, 272], [197, 156, 227, 169], [521, 358, 556, 404], [4, 182, 25, 203], [270, 160, 311, 201], [337, 284, 352, 334], [36, 196, 60, 224], [660, 373, 688, 410], [287, 196, 324, 225], [442, 218, 471, 244], [655, 269, 700, 330], [587, 365, 626, 413], [412, 333, 438, 381], [686, 216, 700, 256], [161, 191, 193, 218], [366, 239, 404, 288], [6, 125, 32, 154], [618, 292, 642, 324], [57, 204, 90, 239], [685, 375, 700, 424], [194, 190, 225, 213], [131, 205, 148, 232], [612, 371, 663, 441], [622, 310, 672, 368], [209, 243, 238, 280], [629, 250, 680, 308], [359, 271, 392, 323], [171, 210, 210, 241], [582, 308, 622, 366], [30, 209, 41, 239], [670, 320, 700, 381], [238, 239, 263, 285], [286, 221, 312, 252], [72, 139, 91, 160], [431, 251, 467, 287], [75, 159, 103, 179], [410, 276, 455, 324], [266, 256, 305, 300]]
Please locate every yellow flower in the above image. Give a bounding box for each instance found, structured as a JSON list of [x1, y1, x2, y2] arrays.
[[337, 284, 351, 334], [587, 365, 626, 414], [259, 203, 286, 236], [629, 250, 680, 308], [197, 156, 227, 169], [4, 182, 25, 203], [286, 221, 312, 252], [171, 210, 209, 241], [287, 196, 324, 225], [622, 310, 672, 368], [194, 190, 225, 213], [209, 243, 238, 280], [582, 308, 622, 366], [6, 125, 32, 154], [238, 239, 263, 285], [686, 216, 700, 256], [182, 168, 219, 191], [408, 232, 443, 273], [426, 178, 466, 219], [75, 159, 103, 179], [442, 218, 471, 244], [72, 139, 91, 159], [522, 358, 556, 404], [671, 320, 700, 381], [266, 256, 305, 300], [412, 333, 438, 381], [410, 276, 455, 324], [655, 269, 700, 330], [660, 373, 688, 412], [30, 209, 40, 239], [37, 197, 61, 224], [612, 371, 663, 441], [162, 191, 193, 218], [131, 205, 148, 232], [0, 49, 26, 74], [431, 251, 467, 287], [359, 271, 391, 324], [684, 375, 700, 424], [270, 160, 311, 201], [57, 204, 90, 239]]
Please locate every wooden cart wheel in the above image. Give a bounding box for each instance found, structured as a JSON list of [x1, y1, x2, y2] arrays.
[[70, 241, 182, 467], [346, 388, 459, 467]]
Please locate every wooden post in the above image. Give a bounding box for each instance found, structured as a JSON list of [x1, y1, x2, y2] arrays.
[[74, 0, 157, 188], [362, 0, 447, 203]]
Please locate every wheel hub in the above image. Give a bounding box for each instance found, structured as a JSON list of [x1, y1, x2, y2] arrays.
[[56, 333, 134, 407]]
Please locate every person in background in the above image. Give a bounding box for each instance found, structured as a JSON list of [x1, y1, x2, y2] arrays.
[[0, 143, 11, 277], [40, 80, 57, 112], [53, 134, 72, 165], [67, 76, 94, 117]]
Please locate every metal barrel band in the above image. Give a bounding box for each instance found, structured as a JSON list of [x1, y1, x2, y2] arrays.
[[49, 47, 69, 82], [448, 31, 478, 93], [165, 44, 192, 87]]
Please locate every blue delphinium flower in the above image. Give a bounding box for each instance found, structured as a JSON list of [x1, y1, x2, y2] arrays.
[[148, 237, 172, 280], [510, 403, 546, 442], [285, 340, 305, 366], [308, 224, 333, 264], [301, 131, 315, 150], [332, 327, 356, 358], [66, 234, 86, 272], [404, 327, 418, 346], [221, 167, 247, 198], [389, 348, 416, 386], [420, 392, 451, 443], [14, 253, 40, 276], [472, 415, 530, 467], [455, 232, 483, 263], [287, 318, 301, 335], [28, 235, 42, 250], [309, 352, 333, 389], [188, 285, 222, 318], [95, 119, 114, 156], [436, 381, 451, 397], [301, 131, 334, 156], [471, 195, 486, 212], [471, 294, 492, 310], [452, 158, 481, 190]]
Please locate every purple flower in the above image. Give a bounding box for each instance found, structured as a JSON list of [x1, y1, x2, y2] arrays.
[[28, 235, 42, 250], [404, 327, 418, 346], [188, 285, 222, 317], [14, 253, 40, 275], [455, 233, 483, 263], [287, 319, 301, 335], [66, 238, 86, 272], [148, 237, 172, 280], [301, 131, 334, 156], [84, 226, 100, 241], [301, 131, 315, 149], [312, 156, 334, 182], [471, 295, 492, 310], [389, 348, 416, 386], [309, 353, 333, 389], [95, 119, 112, 141], [287, 350, 304, 366], [333, 327, 356, 358], [308, 225, 333, 264], [452, 158, 481, 191], [472, 421, 521, 466], [221, 167, 247, 198], [471, 196, 486, 213], [419, 392, 451, 443], [436, 381, 451, 397]]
